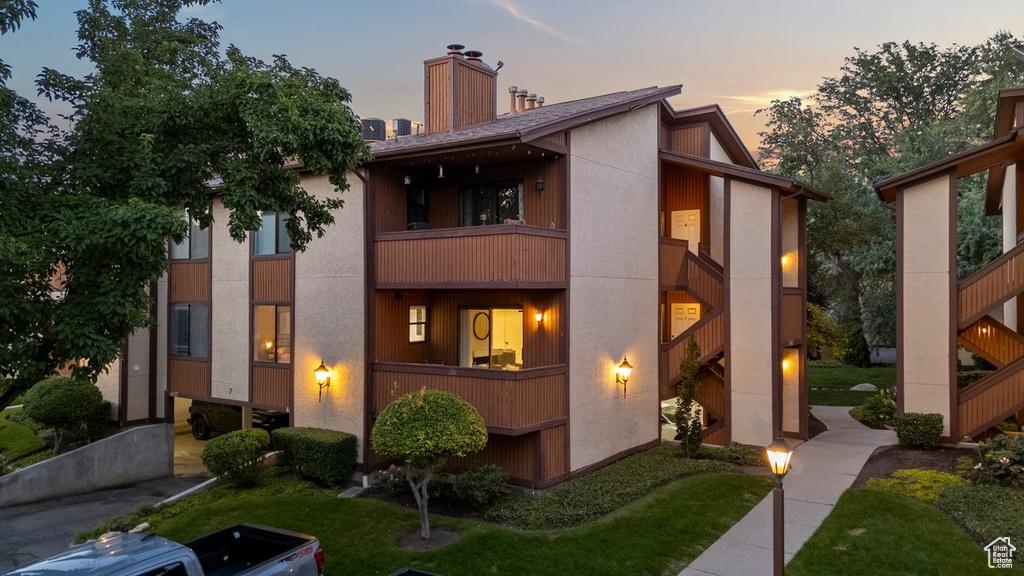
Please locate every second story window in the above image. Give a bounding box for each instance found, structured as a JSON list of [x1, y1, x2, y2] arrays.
[[254, 304, 291, 364], [170, 211, 209, 260], [170, 303, 209, 358], [461, 182, 523, 226], [253, 212, 290, 256], [409, 305, 427, 343]]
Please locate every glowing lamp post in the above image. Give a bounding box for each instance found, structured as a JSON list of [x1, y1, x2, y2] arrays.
[[615, 356, 633, 398], [314, 360, 331, 402], [766, 435, 794, 575]]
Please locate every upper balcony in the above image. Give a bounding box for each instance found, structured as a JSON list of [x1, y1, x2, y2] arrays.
[[375, 224, 566, 288], [370, 150, 568, 288]]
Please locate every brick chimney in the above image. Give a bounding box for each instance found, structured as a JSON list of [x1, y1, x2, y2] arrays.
[[423, 44, 498, 134]]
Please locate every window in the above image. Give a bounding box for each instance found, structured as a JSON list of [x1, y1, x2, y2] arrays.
[[170, 304, 209, 358], [407, 188, 428, 228], [459, 308, 523, 370], [254, 305, 291, 363], [409, 305, 426, 343], [253, 212, 290, 255], [170, 211, 209, 260], [460, 182, 523, 226]]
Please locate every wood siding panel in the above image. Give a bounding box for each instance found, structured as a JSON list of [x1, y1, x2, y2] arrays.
[[374, 291, 430, 365], [168, 358, 209, 398], [426, 60, 452, 134], [252, 258, 291, 302], [696, 373, 726, 423], [455, 60, 496, 129], [958, 315, 1024, 368], [685, 254, 724, 309], [169, 261, 209, 302], [251, 364, 290, 408], [959, 362, 1024, 438], [958, 241, 1024, 329], [663, 164, 707, 213], [540, 424, 567, 481], [448, 433, 536, 484], [538, 132, 567, 148], [660, 238, 688, 290], [371, 366, 567, 430], [375, 226, 567, 286], [781, 291, 804, 345], [666, 125, 706, 156]]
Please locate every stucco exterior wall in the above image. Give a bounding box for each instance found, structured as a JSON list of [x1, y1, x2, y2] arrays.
[[727, 179, 775, 445], [709, 176, 725, 264], [1004, 164, 1017, 331], [568, 104, 660, 471], [292, 174, 366, 458], [125, 328, 151, 421], [709, 133, 730, 164], [210, 198, 250, 402], [155, 276, 168, 419], [96, 358, 120, 417], [901, 175, 953, 435]]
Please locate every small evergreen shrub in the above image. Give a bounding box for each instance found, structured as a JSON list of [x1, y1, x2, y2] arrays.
[[850, 391, 895, 428], [23, 377, 108, 454], [892, 412, 943, 449], [454, 464, 508, 509], [271, 427, 357, 486], [956, 370, 992, 389], [835, 324, 871, 367], [698, 443, 764, 466], [201, 428, 270, 487], [865, 469, 967, 503]]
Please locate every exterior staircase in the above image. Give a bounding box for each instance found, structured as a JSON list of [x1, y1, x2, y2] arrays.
[[659, 241, 726, 442], [956, 241, 1024, 438]]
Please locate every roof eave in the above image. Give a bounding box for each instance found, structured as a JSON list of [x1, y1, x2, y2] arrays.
[[660, 150, 826, 200], [519, 85, 682, 142]]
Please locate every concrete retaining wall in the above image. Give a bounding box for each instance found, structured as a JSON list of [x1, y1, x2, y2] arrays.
[[0, 424, 174, 508]]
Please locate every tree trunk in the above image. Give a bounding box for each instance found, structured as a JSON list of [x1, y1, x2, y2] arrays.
[[405, 463, 433, 540]]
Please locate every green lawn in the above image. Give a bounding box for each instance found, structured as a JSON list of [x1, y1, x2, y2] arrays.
[[130, 472, 771, 576], [807, 362, 895, 406], [788, 489, 1024, 575], [0, 407, 46, 461]]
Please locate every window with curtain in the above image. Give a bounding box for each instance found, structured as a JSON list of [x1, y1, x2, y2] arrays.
[[169, 303, 209, 358], [253, 304, 291, 363]]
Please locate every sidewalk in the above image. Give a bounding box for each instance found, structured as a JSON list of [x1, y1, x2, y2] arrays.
[[680, 405, 895, 576]]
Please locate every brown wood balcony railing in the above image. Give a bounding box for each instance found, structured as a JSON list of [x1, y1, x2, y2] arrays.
[[371, 363, 567, 434], [374, 225, 567, 288], [659, 238, 724, 309], [958, 241, 1024, 329], [958, 315, 1024, 368], [659, 306, 725, 392], [959, 355, 1024, 439]]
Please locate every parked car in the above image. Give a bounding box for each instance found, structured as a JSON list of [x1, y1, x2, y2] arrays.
[[7, 523, 324, 576], [187, 400, 289, 440]]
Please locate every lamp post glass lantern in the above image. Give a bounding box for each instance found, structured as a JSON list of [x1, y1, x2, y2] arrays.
[[314, 360, 331, 402], [765, 435, 793, 576], [615, 356, 632, 397]]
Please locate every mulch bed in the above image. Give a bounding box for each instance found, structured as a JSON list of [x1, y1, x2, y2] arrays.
[[852, 444, 979, 488]]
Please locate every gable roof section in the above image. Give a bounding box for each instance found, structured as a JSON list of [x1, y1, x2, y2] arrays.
[[874, 129, 1024, 204], [661, 103, 758, 169], [985, 88, 1024, 214], [369, 85, 681, 160], [661, 149, 828, 201]]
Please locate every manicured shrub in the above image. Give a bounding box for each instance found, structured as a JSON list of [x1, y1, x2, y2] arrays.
[[675, 336, 703, 457], [23, 377, 108, 454], [698, 442, 763, 467], [201, 428, 270, 487], [939, 483, 1024, 548], [371, 389, 488, 539], [849, 391, 895, 428], [271, 427, 357, 486], [956, 370, 992, 389], [865, 469, 967, 503], [487, 443, 738, 530], [454, 464, 509, 509], [835, 323, 871, 368], [892, 412, 943, 449], [371, 464, 409, 496]]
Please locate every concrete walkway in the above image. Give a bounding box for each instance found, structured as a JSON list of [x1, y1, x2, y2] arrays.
[[680, 405, 896, 576]]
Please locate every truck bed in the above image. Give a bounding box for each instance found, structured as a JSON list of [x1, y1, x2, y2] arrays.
[[186, 524, 315, 576]]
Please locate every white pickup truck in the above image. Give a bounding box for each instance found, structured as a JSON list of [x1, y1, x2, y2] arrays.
[[6, 524, 324, 576]]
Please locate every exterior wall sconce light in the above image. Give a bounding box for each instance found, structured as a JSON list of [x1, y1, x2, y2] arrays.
[[981, 326, 989, 334], [765, 435, 794, 576], [535, 312, 544, 324], [314, 360, 331, 402], [535, 176, 545, 193], [780, 254, 790, 267], [475, 164, 480, 174], [781, 358, 791, 372], [615, 356, 633, 397], [438, 165, 444, 179], [403, 175, 411, 185]]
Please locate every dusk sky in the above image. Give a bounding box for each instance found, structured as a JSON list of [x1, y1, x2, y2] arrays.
[[3, 0, 1021, 150]]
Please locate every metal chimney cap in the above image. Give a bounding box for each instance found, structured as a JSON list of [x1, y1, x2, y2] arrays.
[[464, 50, 483, 59], [527, 93, 537, 100], [508, 85, 519, 93], [446, 44, 465, 53], [517, 89, 528, 96], [537, 96, 545, 103]]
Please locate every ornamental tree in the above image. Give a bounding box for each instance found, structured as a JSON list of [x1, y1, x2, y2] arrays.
[[371, 389, 488, 540], [675, 336, 703, 457], [0, 0, 370, 408], [23, 377, 109, 455]]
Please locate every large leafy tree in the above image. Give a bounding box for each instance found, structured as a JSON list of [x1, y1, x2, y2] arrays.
[[0, 0, 370, 407], [758, 33, 1024, 347]]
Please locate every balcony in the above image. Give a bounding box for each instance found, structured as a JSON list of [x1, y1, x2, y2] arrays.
[[374, 224, 567, 288], [371, 363, 567, 434]]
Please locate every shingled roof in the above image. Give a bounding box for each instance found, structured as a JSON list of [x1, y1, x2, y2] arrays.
[[369, 85, 681, 160]]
